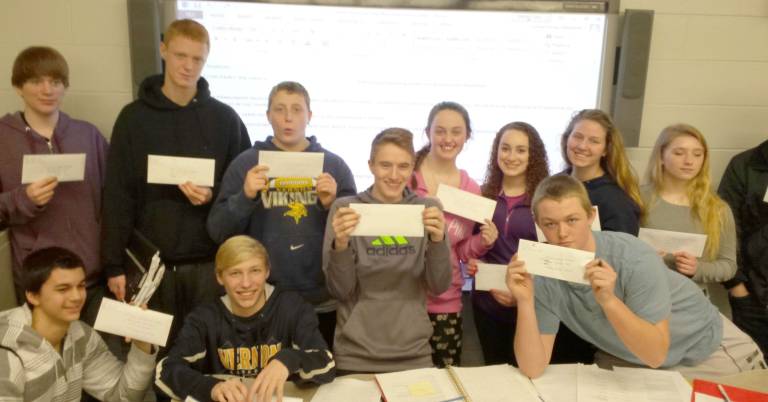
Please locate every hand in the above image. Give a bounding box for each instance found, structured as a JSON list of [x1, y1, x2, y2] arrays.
[[108, 275, 127, 302], [126, 304, 155, 354], [490, 289, 516, 307], [479, 219, 498, 247], [179, 181, 213, 206], [316, 173, 338, 209], [729, 283, 750, 298], [466, 259, 479, 276], [673, 251, 698, 277], [244, 165, 270, 199], [25, 176, 58, 206], [211, 378, 249, 402], [249, 359, 289, 402], [423, 206, 445, 242], [584, 259, 618, 307], [505, 256, 534, 304], [332, 207, 360, 251]]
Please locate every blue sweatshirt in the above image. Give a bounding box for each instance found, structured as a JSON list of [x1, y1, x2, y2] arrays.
[[207, 136, 356, 306]]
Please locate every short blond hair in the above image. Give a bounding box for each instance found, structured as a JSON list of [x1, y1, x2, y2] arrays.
[[215, 235, 270, 275], [532, 175, 593, 219], [163, 19, 210, 48]]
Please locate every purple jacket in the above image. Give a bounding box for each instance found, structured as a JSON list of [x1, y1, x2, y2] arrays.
[[0, 112, 108, 288], [472, 193, 537, 321]]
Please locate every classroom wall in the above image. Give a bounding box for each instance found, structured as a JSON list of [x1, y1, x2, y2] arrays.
[[0, 0, 766, 309]]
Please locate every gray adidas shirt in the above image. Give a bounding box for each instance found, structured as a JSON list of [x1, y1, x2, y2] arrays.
[[322, 188, 451, 372]]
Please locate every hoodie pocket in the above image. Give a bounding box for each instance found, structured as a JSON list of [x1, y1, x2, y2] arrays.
[[337, 299, 432, 359]]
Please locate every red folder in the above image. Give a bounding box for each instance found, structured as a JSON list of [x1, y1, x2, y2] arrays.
[[691, 379, 768, 402]]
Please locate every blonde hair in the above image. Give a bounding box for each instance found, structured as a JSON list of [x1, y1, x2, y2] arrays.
[[163, 19, 210, 48], [561, 109, 644, 215], [215, 235, 270, 275], [532, 175, 594, 220], [644, 124, 725, 260]]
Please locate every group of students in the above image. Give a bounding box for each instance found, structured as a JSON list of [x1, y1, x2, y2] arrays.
[[1, 17, 767, 402]]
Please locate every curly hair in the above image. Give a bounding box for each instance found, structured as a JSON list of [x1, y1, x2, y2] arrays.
[[481, 122, 550, 199]]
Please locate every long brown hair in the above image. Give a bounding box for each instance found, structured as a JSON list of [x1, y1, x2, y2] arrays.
[[644, 124, 725, 260], [481, 122, 550, 199], [560, 109, 643, 213]]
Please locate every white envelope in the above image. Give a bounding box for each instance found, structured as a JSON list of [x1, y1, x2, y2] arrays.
[[536, 206, 601, 242], [93, 298, 173, 347], [517, 239, 594, 285], [349, 203, 425, 237], [638, 228, 708, 257], [259, 150, 323, 178], [147, 155, 215, 187], [475, 263, 508, 291], [436, 184, 496, 224], [21, 153, 86, 183]]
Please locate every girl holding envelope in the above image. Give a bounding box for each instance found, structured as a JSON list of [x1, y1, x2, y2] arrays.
[[559, 109, 643, 235], [409, 102, 498, 367], [322, 128, 451, 373], [468, 122, 550, 366], [640, 124, 737, 300]]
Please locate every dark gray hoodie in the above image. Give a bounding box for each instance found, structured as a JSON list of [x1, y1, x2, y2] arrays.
[[322, 188, 451, 372]]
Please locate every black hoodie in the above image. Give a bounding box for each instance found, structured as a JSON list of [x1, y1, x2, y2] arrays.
[[154, 285, 335, 401], [102, 75, 251, 276]]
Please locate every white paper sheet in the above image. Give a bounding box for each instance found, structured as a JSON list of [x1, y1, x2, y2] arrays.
[[93, 298, 173, 347], [517, 239, 594, 285], [613, 367, 692, 402], [638, 228, 708, 257], [436, 184, 496, 224], [693, 393, 724, 402], [311, 377, 381, 402], [259, 150, 323, 178], [21, 153, 86, 183], [578, 365, 690, 402], [532, 364, 579, 402], [536, 206, 601, 242], [474, 263, 508, 291], [764, 186, 768, 203], [349, 203, 425, 237], [452, 364, 539, 402], [147, 155, 215, 187]]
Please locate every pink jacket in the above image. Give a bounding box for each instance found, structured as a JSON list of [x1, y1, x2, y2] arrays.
[[411, 171, 491, 313]]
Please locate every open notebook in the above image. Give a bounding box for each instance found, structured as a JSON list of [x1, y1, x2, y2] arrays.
[[375, 364, 540, 402]]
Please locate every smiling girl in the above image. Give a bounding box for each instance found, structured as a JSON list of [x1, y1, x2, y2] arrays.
[[641, 124, 737, 298], [410, 102, 498, 367], [469, 122, 550, 365]]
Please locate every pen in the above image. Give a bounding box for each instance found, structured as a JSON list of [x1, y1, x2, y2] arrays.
[[528, 378, 546, 402], [717, 384, 732, 402], [446, 365, 472, 402]]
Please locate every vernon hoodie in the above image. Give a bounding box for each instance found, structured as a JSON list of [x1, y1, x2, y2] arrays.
[[322, 188, 451, 372], [155, 284, 335, 402], [207, 136, 356, 306], [102, 75, 250, 277], [0, 111, 107, 288]]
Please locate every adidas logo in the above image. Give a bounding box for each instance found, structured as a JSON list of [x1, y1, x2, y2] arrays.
[[366, 236, 416, 256]]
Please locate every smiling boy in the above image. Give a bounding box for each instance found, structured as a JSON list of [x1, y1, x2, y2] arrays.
[[155, 235, 334, 402], [0, 247, 156, 401], [208, 81, 356, 347], [504, 175, 764, 379]]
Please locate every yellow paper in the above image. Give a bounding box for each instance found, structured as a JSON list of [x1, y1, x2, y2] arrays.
[[408, 380, 437, 397]]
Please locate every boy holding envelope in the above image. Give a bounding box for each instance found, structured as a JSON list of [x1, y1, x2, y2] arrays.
[[0, 47, 108, 317], [0, 247, 157, 401], [102, 19, 251, 343], [503, 175, 764, 380], [322, 128, 450, 373], [208, 81, 356, 347]]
